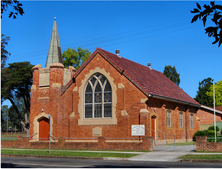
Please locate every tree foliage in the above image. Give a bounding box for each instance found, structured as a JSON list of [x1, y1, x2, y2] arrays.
[[206, 79, 222, 107], [62, 47, 91, 69], [191, 1, 222, 47], [194, 77, 213, 106], [1, 34, 11, 68], [1, 0, 24, 19], [163, 65, 180, 86], [1, 99, 26, 132], [1, 62, 33, 135], [1, 105, 9, 131]]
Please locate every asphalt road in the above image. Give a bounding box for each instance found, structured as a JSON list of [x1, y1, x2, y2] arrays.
[[1, 157, 222, 168]]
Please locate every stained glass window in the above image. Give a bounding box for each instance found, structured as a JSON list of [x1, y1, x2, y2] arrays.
[[84, 73, 112, 118]]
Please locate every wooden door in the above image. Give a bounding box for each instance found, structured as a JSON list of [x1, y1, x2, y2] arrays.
[[39, 117, 49, 141], [151, 116, 156, 140]]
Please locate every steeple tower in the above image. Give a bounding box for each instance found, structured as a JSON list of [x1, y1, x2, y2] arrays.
[[45, 17, 63, 67]]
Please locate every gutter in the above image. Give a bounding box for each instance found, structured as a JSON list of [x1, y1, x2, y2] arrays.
[[200, 105, 222, 115], [148, 94, 200, 108]]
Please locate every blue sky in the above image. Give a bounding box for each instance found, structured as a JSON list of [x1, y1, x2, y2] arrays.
[[1, 1, 221, 102]]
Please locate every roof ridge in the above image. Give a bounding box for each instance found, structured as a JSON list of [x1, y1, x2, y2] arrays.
[[98, 48, 163, 74]]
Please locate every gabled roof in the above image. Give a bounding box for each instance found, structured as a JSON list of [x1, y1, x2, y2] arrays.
[[45, 18, 63, 67], [72, 47, 200, 107]]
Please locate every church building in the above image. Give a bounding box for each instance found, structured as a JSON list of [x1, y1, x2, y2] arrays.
[[29, 19, 222, 143]]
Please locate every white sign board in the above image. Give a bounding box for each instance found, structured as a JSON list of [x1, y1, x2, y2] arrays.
[[131, 125, 145, 136]]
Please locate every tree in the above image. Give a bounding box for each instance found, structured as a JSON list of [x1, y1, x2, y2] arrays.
[[1, 105, 10, 132], [206, 79, 222, 107], [191, 1, 222, 47], [194, 77, 213, 106], [1, 34, 11, 68], [62, 47, 91, 69], [1, 104, 23, 132], [1, 0, 24, 19], [1, 61, 34, 135], [163, 65, 180, 86]]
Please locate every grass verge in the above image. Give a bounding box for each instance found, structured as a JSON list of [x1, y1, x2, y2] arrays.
[[1, 147, 149, 152], [1, 149, 138, 158], [179, 154, 222, 160], [1, 134, 26, 137], [167, 142, 196, 146], [195, 151, 222, 153]]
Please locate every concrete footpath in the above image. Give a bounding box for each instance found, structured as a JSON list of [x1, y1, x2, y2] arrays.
[[107, 145, 222, 163], [105, 145, 196, 162]]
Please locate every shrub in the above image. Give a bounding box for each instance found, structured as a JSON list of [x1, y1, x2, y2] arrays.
[[207, 130, 216, 137], [193, 131, 206, 142], [208, 126, 220, 131], [203, 130, 209, 135]]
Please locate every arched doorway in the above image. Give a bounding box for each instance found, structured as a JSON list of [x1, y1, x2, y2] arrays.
[[39, 117, 49, 141], [151, 115, 157, 140]]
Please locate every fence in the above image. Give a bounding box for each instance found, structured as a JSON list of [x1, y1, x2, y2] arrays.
[[196, 136, 222, 152], [153, 134, 194, 145], [207, 137, 222, 142], [1, 136, 153, 151]]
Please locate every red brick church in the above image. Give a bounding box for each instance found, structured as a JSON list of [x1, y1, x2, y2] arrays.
[[29, 19, 222, 143]]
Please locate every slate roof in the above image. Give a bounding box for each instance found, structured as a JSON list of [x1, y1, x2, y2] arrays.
[[73, 47, 200, 106]]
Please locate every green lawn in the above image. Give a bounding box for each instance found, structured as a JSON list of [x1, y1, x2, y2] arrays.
[[179, 154, 222, 160], [195, 151, 222, 153], [1, 137, 18, 141], [167, 142, 196, 146], [1, 134, 26, 141], [1, 149, 139, 158]]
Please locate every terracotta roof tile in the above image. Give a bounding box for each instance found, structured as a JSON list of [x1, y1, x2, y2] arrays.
[[70, 47, 199, 106], [216, 106, 222, 111], [97, 48, 199, 106]]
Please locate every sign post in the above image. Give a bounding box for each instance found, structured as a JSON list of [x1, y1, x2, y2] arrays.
[[48, 114, 51, 154], [131, 125, 145, 142]]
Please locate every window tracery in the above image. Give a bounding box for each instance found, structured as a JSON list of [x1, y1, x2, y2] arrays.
[[84, 73, 112, 118]]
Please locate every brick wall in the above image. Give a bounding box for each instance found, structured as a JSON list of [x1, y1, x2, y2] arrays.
[[196, 136, 222, 152], [30, 52, 206, 142], [1, 136, 153, 151], [197, 108, 221, 125]]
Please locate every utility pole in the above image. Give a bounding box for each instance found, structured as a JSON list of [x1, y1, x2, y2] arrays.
[[48, 114, 51, 154], [7, 113, 8, 135], [213, 80, 216, 142]]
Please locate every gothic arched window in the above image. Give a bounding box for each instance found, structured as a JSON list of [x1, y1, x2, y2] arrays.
[[84, 73, 112, 118]]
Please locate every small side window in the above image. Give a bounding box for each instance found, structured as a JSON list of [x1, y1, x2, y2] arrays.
[[190, 114, 194, 128], [179, 112, 183, 128], [166, 110, 171, 127]]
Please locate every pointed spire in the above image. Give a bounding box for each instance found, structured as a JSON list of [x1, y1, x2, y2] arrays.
[[45, 17, 63, 67]]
